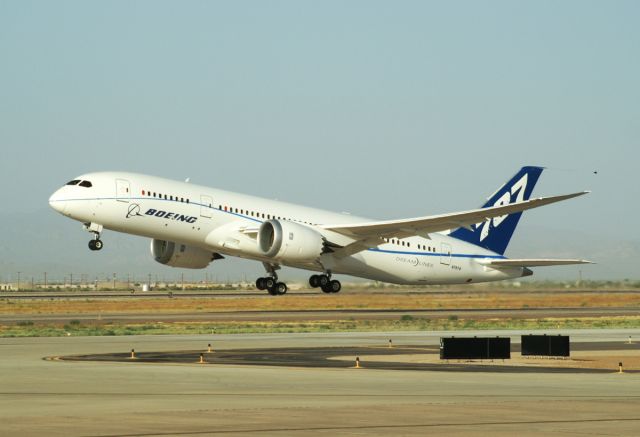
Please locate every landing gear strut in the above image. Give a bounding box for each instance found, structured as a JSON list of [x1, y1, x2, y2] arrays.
[[256, 263, 287, 296], [309, 272, 341, 293]]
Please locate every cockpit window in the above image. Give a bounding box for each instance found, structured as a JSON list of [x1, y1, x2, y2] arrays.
[[66, 180, 80, 186], [78, 180, 93, 188]]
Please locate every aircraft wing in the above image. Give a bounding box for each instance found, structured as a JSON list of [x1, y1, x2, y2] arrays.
[[322, 191, 588, 256], [479, 259, 593, 267]]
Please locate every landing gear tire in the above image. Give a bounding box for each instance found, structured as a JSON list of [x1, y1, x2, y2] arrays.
[[275, 282, 287, 295], [265, 277, 276, 290], [88, 239, 103, 251], [309, 275, 320, 288], [321, 280, 341, 294], [256, 277, 267, 290], [318, 275, 330, 288]]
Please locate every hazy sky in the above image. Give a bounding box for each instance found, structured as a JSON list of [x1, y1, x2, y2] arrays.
[[0, 1, 638, 280]]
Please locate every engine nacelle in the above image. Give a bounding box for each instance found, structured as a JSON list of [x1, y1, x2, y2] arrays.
[[151, 239, 217, 269], [258, 220, 324, 262]]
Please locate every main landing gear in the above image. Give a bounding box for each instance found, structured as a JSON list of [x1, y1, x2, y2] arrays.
[[256, 263, 287, 296], [309, 273, 341, 293]]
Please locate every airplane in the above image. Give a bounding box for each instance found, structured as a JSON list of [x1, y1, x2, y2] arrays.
[[48, 166, 591, 295]]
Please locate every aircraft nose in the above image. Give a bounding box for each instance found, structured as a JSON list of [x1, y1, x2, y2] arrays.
[[48, 189, 67, 214]]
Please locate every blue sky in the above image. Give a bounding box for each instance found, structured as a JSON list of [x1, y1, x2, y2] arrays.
[[0, 1, 638, 280]]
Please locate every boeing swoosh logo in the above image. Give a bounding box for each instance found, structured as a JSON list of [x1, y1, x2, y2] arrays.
[[126, 203, 144, 219]]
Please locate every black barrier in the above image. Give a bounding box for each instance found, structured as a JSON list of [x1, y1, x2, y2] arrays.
[[440, 337, 511, 360], [521, 335, 570, 357]]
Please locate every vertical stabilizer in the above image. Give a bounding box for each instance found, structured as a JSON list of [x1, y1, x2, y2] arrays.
[[449, 166, 544, 255]]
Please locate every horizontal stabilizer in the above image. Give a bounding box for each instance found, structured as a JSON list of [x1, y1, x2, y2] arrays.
[[480, 259, 593, 267]]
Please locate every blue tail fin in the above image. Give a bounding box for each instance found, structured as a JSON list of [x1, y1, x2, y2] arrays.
[[449, 166, 544, 255]]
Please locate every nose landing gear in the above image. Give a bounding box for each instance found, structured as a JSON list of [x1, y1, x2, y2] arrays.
[[84, 222, 104, 251]]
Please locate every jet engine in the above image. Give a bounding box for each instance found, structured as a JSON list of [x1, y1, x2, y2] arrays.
[[151, 239, 220, 269], [258, 220, 325, 262]]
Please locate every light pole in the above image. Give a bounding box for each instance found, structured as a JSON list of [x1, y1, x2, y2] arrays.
[[17, 271, 20, 291]]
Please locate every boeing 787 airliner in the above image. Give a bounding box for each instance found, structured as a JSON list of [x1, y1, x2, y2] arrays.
[[49, 166, 590, 295]]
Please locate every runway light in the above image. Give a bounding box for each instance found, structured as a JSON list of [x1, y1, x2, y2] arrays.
[[618, 362, 623, 374], [130, 349, 135, 359], [388, 339, 393, 348], [207, 343, 212, 353], [355, 357, 361, 368], [199, 353, 205, 364]]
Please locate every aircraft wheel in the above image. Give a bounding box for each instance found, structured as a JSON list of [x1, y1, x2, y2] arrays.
[[265, 277, 276, 289], [267, 285, 279, 296], [309, 275, 320, 288], [321, 283, 333, 293], [256, 277, 267, 290], [275, 282, 287, 295], [94, 239, 103, 250], [329, 280, 341, 293], [318, 275, 330, 288], [88, 240, 96, 251]]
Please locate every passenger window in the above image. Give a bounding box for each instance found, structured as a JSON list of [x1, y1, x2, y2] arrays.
[[79, 181, 92, 188], [66, 180, 80, 186]]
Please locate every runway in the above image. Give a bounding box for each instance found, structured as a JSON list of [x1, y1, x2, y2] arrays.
[[54, 340, 639, 373], [2, 329, 640, 436]]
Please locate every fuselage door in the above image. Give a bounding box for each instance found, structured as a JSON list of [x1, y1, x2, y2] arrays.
[[440, 242, 451, 265], [200, 195, 213, 218], [115, 179, 131, 203]]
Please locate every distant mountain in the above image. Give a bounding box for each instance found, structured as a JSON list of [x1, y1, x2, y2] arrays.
[[0, 210, 635, 283], [507, 226, 640, 281]]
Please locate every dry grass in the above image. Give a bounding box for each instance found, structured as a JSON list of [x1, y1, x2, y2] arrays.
[[1, 290, 639, 315]]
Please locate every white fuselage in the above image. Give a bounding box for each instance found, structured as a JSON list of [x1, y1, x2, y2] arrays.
[[49, 172, 527, 285]]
